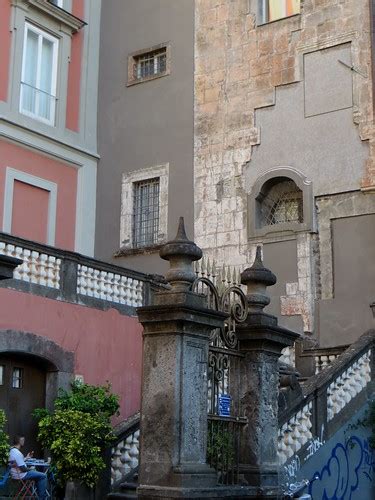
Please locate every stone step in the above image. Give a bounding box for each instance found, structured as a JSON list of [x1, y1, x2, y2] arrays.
[[107, 493, 137, 500]]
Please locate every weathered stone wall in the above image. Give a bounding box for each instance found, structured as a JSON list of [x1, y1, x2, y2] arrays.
[[194, 0, 375, 339]]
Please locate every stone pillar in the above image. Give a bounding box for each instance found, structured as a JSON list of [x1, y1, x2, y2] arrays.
[[137, 218, 227, 500], [237, 247, 299, 496]]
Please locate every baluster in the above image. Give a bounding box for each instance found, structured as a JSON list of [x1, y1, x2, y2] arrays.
[[38, 254, 48, 286], [21, 248, 31, 282], [13, 246, 24, 280], [112, 274, 121, 303], [92, 269, 100, 298]]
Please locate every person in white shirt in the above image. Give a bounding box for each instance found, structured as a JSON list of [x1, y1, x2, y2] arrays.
[[9, 435, 47, 500]]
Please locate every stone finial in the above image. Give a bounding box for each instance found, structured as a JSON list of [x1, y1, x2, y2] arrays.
[[159, 217, 202, 291], [241, 246, 276, 312]]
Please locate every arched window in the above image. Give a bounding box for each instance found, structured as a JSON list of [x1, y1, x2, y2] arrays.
[[247, 168, 313, 239], [259, 178, 303, 227]]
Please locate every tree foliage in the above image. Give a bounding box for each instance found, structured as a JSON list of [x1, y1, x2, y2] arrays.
[[34, 381, 119, 488], [0, 410, 9, 466]]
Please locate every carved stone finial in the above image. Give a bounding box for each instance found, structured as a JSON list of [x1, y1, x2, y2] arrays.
[[241, 246, 276, 312], [159, 217, 202, 291]]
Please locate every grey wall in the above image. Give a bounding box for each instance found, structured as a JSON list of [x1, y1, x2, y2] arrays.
[[319, 214, 375, 347], [246, 44, 368, 197], [96, 0, 195, 275], [263, 239, 304, 334]]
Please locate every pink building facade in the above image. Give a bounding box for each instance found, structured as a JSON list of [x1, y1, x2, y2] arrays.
[[0, 0, 146, 452]]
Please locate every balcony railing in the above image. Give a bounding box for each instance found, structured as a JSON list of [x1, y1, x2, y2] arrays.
[[20, 82, 57, 125], [0, 232, 164, 312]]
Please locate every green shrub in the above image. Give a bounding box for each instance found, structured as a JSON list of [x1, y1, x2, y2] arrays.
[[0, 410, 9, 466], [34, 381, 119, 488]]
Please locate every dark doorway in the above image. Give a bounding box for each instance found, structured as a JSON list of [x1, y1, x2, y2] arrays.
[[0, 353, 46, 456]]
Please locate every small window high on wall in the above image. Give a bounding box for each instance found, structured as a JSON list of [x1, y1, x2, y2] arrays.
[[259, 0, 300, 24], [20, 23, 59, 125], [260, 179, 303, 227]]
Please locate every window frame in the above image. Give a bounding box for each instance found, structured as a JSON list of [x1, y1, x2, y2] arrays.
[[258, 0, 300, 25], [127, 43, 171, 86], [132, 177, 160, 248], [20, 22, 59, 126], [119, 164, 169, 254], [247, 168, 314, 240], [12, 367, 24, 389]]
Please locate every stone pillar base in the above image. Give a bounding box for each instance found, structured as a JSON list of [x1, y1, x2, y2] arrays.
[[239, 465, 279, 488]]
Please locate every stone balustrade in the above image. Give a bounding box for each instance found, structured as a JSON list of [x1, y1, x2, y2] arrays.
[[0, 241, 61, 289], [111, 428, 140, 485], [278, 330, 374, 467], [327, 350, 371, 421], [278, 402, 313, 464], [0, 232, 160, 312], [77, 264, 144, 307]]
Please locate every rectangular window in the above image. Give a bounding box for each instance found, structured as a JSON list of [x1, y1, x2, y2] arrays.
[[127, 44, 170, 86], [260, 0, 300, 23], [20, 23, 59, 125], [12, 367, 23, 389], [0, 366, 4, 385], [133, 178, 160, 248], [134, 49, 167, 80]]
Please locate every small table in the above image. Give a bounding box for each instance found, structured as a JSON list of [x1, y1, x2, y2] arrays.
[[25, 459, 53, 498]]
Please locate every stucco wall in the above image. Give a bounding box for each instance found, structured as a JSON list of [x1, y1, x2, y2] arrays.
[[0, 288, 143, 422], [194, 0, 375, 343], [0, 141, 77, 250], [96, 0, 195, 274]]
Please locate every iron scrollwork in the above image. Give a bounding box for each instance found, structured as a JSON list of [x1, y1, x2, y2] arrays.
[[190, 277, 248, 350]]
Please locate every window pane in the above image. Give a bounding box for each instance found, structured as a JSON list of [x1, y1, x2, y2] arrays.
[[22, 30, 39, 114], [267, 0, 299, 22], [0, 366, 4, 385], [20, 25, 58, 124], [39, 38, 54, 119], [135, 49, 167, 80], [12, 367, 23, 389], [133, 178, 160, 247]]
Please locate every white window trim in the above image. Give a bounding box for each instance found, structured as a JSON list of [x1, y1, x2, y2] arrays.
[[120, 164, 169, 250], [20, 23, 59, 126], [3, 167, 58, 245]]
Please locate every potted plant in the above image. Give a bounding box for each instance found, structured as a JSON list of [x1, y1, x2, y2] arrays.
[[34, 381, 119, 499]]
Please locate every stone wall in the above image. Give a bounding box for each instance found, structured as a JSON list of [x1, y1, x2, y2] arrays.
[[194, 0, 375, 340]]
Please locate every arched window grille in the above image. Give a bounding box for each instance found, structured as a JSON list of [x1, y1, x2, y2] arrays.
[[259, 178, 303, 227]]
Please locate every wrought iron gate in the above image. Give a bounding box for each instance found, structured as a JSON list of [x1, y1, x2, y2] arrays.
[[191, 268, 248, 485]]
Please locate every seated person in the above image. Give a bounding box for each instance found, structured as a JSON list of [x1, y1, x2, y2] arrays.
[[9, 435, 47, 500]]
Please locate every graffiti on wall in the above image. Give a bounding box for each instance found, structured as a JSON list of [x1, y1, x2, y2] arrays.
[[308, 436, 375, 500]]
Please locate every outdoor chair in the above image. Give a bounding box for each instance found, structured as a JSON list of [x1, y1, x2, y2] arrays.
[[8, 462, 37, 499]]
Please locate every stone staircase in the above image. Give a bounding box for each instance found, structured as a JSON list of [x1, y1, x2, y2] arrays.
[[107, 329, 375, 499]]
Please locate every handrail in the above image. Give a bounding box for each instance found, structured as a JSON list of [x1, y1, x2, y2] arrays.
[[0, 232, 166, 311], [111, 413, 140, 489], [277, 330, 374, 465]]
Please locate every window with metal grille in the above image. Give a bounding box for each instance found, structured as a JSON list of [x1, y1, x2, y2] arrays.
[[134, 49, 167, 80], [260, 179, 303, 226], [133, 178, 160, 248]]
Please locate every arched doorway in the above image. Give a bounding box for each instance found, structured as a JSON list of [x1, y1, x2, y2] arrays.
[[0, 353, 48, 454], [0, 330, 74, 456]]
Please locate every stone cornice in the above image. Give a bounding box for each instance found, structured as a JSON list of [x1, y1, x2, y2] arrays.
[[25, 0, 86, 32]]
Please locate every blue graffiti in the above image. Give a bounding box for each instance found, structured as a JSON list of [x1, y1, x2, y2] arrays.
[[308, 436, 375, 500]]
